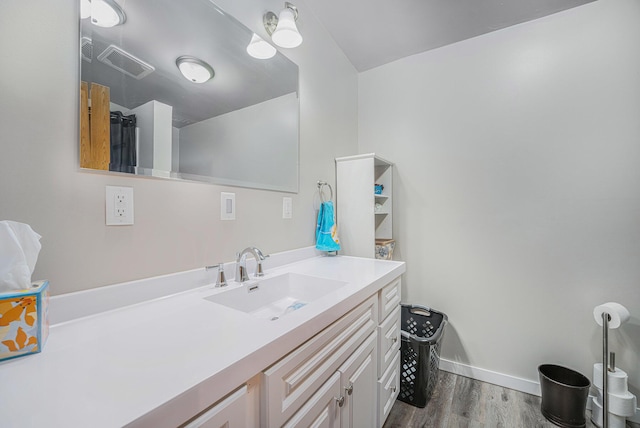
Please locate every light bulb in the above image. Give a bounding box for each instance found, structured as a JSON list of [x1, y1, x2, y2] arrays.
[[271, 7, 302, 48], [246, 34, 277, 59]]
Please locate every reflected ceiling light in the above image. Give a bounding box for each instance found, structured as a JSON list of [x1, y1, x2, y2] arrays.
[[263, 2, 303, 49], [80, 0, 91, 19], [90, 0, 126, 28], [176, 56, 215, 83], [246, 34, 277, 59]]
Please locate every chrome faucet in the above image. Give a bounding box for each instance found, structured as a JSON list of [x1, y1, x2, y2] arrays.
[[235, 247, 268, 282]]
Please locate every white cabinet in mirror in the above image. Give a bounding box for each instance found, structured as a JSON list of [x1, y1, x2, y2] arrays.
[[79, 0, 299, 192]]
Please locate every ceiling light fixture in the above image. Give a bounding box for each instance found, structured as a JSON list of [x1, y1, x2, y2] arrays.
[[90, 0, 126, 28], [263, 2, 303, 49], [246, 34, 277, 59], [176, 56, 215, 83], [80, 0, 91, 19]]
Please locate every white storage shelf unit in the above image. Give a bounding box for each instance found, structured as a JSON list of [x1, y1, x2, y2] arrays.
[[336, 153, 393, 258]]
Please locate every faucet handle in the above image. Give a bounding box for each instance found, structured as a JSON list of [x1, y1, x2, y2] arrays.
[[254, 247, 267, 261], [256, 254, 270, 277], [206, 263, 227, 287]]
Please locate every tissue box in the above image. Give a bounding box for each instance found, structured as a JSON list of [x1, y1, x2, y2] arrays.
[[375, 239, 395, 260], [0, 280, 49, 362]]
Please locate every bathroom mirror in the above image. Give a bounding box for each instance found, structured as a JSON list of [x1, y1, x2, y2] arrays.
[[79, 0, 299, 192]]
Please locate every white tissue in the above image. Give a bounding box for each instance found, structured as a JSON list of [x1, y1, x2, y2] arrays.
[[593, 364, 629, 394], [0, 221, 41, 292], [594, 390, 637, 418], [593, 302, 630, 329], [591, 396, 628, 428]]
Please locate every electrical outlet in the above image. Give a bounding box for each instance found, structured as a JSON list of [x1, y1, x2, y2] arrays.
[[106, 186, 134, 225]]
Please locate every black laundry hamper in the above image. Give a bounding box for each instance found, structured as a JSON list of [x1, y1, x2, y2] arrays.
[[398, 303, 448, 407]]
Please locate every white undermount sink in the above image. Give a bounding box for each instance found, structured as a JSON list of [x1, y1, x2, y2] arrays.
[[204, 273, 347, 320]]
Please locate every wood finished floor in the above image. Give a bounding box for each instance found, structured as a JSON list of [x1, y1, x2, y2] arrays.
[[383, 370, 597, 428]]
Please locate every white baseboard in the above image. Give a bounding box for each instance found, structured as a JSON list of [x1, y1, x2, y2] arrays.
[[439, 358, 640, 423], [439, 358, 542, 396]]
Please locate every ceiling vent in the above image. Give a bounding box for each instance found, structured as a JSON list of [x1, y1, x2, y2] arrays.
[[97, 45, 155, 80], [81, 37, 93, 62]]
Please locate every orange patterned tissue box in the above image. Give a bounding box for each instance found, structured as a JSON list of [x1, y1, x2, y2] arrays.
[[0, 280, 49, 362]]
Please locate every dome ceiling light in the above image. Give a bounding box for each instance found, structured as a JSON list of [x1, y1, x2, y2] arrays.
[[175, 56, 215, 84]]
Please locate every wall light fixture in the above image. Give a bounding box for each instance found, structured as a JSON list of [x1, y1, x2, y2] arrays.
[[175, 56, 215, 84], [246, 34, 277, 59], [263, 2, 303, 49]]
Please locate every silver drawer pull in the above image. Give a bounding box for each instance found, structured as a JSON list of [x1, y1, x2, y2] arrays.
[[390, 385, 396, 393], [336, 396, 345, 407], [391, 336, 398, 343], [345, 384, 353, 396]]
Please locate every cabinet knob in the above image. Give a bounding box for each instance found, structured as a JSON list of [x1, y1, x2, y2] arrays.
[[391, 336, 398, 344], [335, 396, 345, 407], [390, 385, 397, 393], [345, 384, 353, 396]]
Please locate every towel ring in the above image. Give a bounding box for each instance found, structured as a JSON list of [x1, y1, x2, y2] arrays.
[[317, 181, 333, 203]]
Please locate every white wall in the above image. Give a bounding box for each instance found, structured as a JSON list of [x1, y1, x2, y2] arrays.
[[179, 93, 298, 191], [0, 0, 357, 294], [359, 0, 640, 394]]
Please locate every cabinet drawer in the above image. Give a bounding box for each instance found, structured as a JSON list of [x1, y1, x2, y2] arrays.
[[262, 295, 378, 427], [377, 351, 400, 428], [379, 278, 401, 321], [182, 385, 247, 428], [377, 305, 400, 378]]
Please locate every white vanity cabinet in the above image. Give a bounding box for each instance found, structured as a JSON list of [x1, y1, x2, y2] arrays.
[[261, 295, 378, 427], [261, 276, 402, 428], [282, 334, 377, 428]]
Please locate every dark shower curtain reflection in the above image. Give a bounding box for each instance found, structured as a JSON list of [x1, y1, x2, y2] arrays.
[[109, 111, 137, 173]]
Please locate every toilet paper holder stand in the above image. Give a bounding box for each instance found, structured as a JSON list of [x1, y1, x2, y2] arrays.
[[602, 312, 612, 428]]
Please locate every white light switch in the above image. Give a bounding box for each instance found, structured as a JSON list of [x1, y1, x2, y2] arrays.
[[283, 197, 292, 219], [106, 186, 134, 225], [221, 192, 235, 220]]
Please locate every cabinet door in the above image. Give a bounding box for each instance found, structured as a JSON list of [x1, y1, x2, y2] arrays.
[[339, 332, 377, 428], [182, 385, 247, 428], [283, 372, 341, 428]]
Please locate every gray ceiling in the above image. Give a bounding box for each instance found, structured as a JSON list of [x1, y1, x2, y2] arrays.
[[81, 0, 597, 126], [306, 0, 596, 72]]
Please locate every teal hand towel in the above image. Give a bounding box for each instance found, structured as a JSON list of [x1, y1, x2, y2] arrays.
[[316, 201, 341, 252]]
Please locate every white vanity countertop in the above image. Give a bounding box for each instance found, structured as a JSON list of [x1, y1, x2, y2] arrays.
[[0, 254, 405, 428]]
